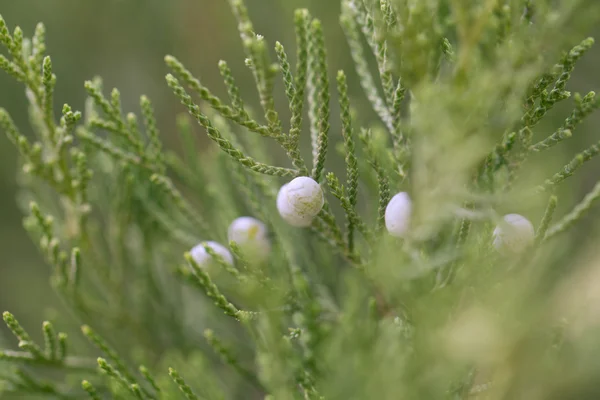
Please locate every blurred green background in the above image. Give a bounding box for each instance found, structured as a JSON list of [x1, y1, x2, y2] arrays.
[[0, 0, 599, 337]]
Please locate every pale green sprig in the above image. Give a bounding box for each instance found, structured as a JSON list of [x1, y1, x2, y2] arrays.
[[81, 380, 101, 400], [275, 41, 297, 114], [166, 74, 298, 177], [149, 173, 209, 234], [309, 19, 331, 182], [87, 118, 141, 151], [376, 169, 391, 232], [204, 329, 266, 391], [141, 95, 165, 173], [0, 108, 31, 157], [0, 14, 13, 47], [531, 91, 600, 151], [538, 139, 600, 191], [30, 23, 46, 87], [246, 35, 282, 134], [348, 0, 395, 106], [337, 70, 360, 248], [81, 325, 144, 393], [536, 195, 558, 245], [316, 206, 346, 250], [165, 55, 270, 137], [380, 0, 398, 29], [359, 128, 390, 231], [337, 71, 359, 208], [7, 369, 70, 399], [0, 54, 26, 81], [97, 358, 144, 400], [341, 8, 394, 133], [69, 247, 81, 289], [139, 366, 161, 394], [545, 181, 600, 240], [168, 368, 199, 400], [294, 9, 310, 117], [1, 312, 96, 373], [182, 253, 242, 320], [307, 15, 321, 173], [84, 80, 123, 126], [441, 37, 455, 62], [42, 321, 57, 360], [76, 128, 148, 170], [523, 37, 595, 128], [25, 202, 71, 286], [42, 56, 56, 140], [84, 81, 155, 167], [218, 60, 247, 116], [203, 243, 241, 279], [0, 22, 83, 201], [3, 312, 44, 359], [326, 172, 371, 247], [275, 41, 309, 174]]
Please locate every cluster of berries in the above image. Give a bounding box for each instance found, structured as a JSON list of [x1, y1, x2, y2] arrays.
[[191, 177, 535, 267]]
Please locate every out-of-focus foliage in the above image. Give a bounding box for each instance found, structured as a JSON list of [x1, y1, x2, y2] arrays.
[[0, 0, 600, 399]]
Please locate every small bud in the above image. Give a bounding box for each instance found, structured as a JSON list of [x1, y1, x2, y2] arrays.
[[228, 216, 271, 262], [277, 176, 324, 227], [385, 192, 412, 237], [190, 241, 234, 267], [492, 214, 534, 255]]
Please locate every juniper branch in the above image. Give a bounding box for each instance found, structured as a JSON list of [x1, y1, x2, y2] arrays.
[[97, 358, 144, 400], [218, 60, 247, 116], [341, 7, 394, 133], [275, 41, 308, 174], [536, 195, 558, 245], [348, 0, 395, 106], [169, 368, 199, 400], [183, 253, 242, 320], [294, 9, 310, 118], [538, 139, 600, 191], [165, 55, 271, 136], [546, 181, 600, 240], [204, 329, 266, 392], [531, 91, 599, 152], [0, 350, 97, 371], [166, 74, 298, 177], [81, 325, 141, 391], [81, 380, 101, 400], [309, 19, 330, 182], [523, 38, 595, 128], [337, 70, 360, 248]]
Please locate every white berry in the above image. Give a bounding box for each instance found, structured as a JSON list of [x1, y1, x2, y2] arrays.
[[190, 241, 234, 267], [385, 192, 412, 237], [492, 214, 535, 255], [277, 177, 324, 227], [228, 216, 271, 262]]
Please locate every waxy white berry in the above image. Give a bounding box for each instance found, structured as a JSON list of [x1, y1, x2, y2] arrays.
[[385, 192, 412, 237], [190, 241, 234, 267], [492, 214, 535, 255], [228, 216, 271, 262], [277, 177, 324, 227]]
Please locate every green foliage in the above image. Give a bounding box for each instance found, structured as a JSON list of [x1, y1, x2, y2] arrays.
[[1, 0, 600, 399]]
